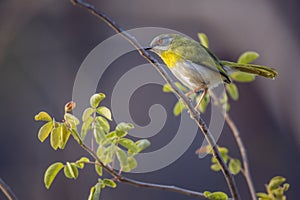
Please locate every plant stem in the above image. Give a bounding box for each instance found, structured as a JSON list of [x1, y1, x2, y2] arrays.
[[0, 178, 18, 200], [80, 142, 207, 199], [210, 91, 257, 200], [69, 1, 240, 199]]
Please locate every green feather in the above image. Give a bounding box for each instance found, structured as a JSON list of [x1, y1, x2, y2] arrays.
[[220, 61, 278, 79]]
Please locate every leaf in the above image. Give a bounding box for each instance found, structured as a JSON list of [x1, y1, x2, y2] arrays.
[[50, 126, 60, 150], [283, 183, 290, 191], [64, 113, 80, 126], [64, 162, 78, 179], [199, 93, 210, 113], [88, 186, 96, 200], [136, 139, 151, 153], [268, 176, 286, 190], [106, 131, 117, 140], [96, 116, 110, 133], [81, 116, 93, 140], [75, 157, 90, 169], [256, 192, 269, 199], [238, 51, 259, 64], [95, 163, 103, 176], [82, 107, 95, 122], [97, 106, 112, 121], [90, 93, 106, 108], [207, 191, 228, 200], [163, 82, 188, 93], [94, 125, 107, 144], [88, 183, 101, 200], [230, 72, 256, 82], [226, 83, 239, 101], [116, 148, 128, 168], [38, 121, 53, 142], [116, 122, 134, 132], [59, 124, 70, 149], [119, 138, 137, 152], [198, 33, 209, 48], [127, 157, 137, 171], [116, 130, 127, 138], [210, 163, 221, 171], [35, 111, 52, 121], [103, 179, 117, 188], [44, 162, 64, 189], [229, 159, 241, 175], [173, 100, 186, 116]]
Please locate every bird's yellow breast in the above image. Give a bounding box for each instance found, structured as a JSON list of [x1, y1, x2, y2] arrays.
[[160, 51, 183, 69]]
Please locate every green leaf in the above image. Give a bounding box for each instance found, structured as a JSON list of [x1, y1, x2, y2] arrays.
[[283, 183, 290, 191], [95, 163, 103, 176], [88, 183, 101, 200], [226, 83, 239, 101], [116, 130, 127, 138], [230, 72, 256, 82], [103, 179, 117, 188], [116, 148, 128, 168], [218, 147, 229, 155], [35, 111, 52, 121], [238, 51, 259, 64], [173, 100, 186, 116], [268, 176, 286, 190], [163, 82, 188, 93], [198, 33, 209, 48], [116, 122, 134, 132], [210, 163, 221, 171], [38, 121, 53, 142], [256, 192, 269, 199], [136, 139, 151, 153], [75, 157, 90, 169], [94, 125, 107, 144], [50, 126, 60, 150], [106, 131, 117, 140], [204, 191, 211, 197], [59, 124, 70, 149], [229, 158, 241, 175], [64, 162, 78, 179], [97, 106, 112, 121], [199, 93, 210, 113], [44, 162, 64, 189], [81, 116, 93, 140], [207, 191, 228, 200], [119, 138, 137, 152], [90, 93, 106, 108], [64, 113, 80, 126], [96, 116, 110, 133], [82, 107, 95, 122], [127, 157, 137, 171]]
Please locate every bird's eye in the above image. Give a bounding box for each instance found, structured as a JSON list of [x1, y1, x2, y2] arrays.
[[157, 38, 163, 45]]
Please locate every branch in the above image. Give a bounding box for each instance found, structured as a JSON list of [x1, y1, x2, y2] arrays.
[[80, 142, 207, 199], [69, 0, 240, 199], [209, 91, 257, 200], [0, 178, 18, 200]]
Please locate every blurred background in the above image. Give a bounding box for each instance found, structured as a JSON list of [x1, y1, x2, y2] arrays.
[[1, 0, 300, 199]]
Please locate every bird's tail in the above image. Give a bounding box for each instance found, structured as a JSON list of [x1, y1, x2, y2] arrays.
[[220, 60, 278, 79]]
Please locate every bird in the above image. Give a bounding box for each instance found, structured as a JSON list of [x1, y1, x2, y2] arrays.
[[145, 34, 278, 110]]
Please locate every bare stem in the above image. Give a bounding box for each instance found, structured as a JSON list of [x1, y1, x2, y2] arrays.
[[80, 141, 206, 199], [0, 178, 18, 200], [69, 0, 240, 199], [210, 91, 257, 200]]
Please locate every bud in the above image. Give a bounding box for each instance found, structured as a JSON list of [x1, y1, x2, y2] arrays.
[[65, 101, 76, 112]]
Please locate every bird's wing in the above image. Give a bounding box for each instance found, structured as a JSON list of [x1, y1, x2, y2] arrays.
[[170, 37, 230, 83]]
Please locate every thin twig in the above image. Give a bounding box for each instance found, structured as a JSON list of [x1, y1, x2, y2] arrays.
[[0, 178, 18, 200], [80, 141, 207, 199], [69, 0, 240, 199], [209, 91, 257, 200]]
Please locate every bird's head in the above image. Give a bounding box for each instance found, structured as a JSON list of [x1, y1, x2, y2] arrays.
[[145, 34, 176, 54]]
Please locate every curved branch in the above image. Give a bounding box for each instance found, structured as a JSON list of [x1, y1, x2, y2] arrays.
[[80, 142, 206, 199], [0, 178, 18, 200], [209, 91, 257, 200], [69, 1, 240, 199]]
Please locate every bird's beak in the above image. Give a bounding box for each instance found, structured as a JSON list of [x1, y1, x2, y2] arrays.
[[144, 46, 152, 51]]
